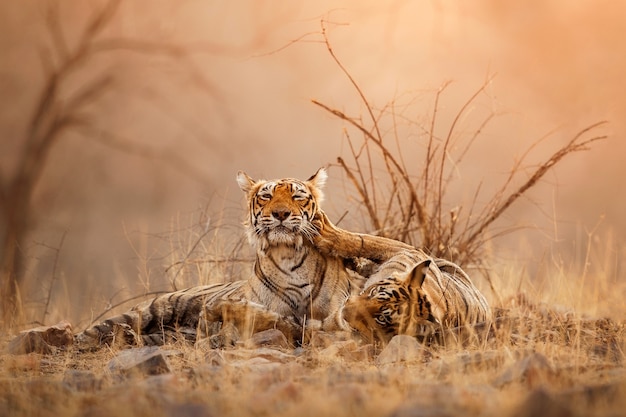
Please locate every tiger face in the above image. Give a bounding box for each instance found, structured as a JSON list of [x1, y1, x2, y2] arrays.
[[343, 259, 441, 344], [237, 168, 327, 251]]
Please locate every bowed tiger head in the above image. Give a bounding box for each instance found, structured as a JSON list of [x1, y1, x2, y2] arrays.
[[236, 168, 327, 251], [343, 259, 441, 344]]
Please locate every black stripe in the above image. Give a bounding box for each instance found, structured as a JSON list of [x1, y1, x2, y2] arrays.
[[384, 260, 409, 270], [121, 313, 135, 329], [290, 251, 309, 271], [147, 298, 161, 330], [268, 253, 289, 275], [255, 260, 298, 312], [309, 256, 327, 302]]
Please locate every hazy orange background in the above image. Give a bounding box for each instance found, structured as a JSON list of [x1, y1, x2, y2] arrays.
[[1, 1, 623, 323]]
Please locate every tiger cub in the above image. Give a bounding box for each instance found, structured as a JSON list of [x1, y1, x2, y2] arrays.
[[342, 257, 491, 345], [312, 211, 491, 345]]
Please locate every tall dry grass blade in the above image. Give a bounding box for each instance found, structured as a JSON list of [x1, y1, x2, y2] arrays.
[[41, 231, 67, 325]]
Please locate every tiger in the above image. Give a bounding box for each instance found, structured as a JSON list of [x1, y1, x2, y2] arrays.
[[76, 281, 301, 347], [312, 211, 492, 346], [76, 168, 368, 348]]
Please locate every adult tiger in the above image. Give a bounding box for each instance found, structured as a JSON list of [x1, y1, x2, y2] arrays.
[[76, 168, 374, 347]]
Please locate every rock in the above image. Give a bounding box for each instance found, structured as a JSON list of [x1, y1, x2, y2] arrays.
[[7, 321, 73, 354], [318, 340, 373, 362], [247, 329, 289, 349], [309, 331, 353, 349], [107, 346, 172, 376], [376, 335, 425, 365], [223, 347, 295, 364]]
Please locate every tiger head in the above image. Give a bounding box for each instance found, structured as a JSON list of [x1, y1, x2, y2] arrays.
[[236, 168, 327, 251], [343, 259, 441, 344]]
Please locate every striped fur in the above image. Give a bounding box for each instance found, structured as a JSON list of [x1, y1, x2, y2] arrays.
[[77, 282, 250, 346], [76, 168, 357, 348], [76, 167, 490, 348], [343, 254, 492, 345], [313, 211, 491, 345]]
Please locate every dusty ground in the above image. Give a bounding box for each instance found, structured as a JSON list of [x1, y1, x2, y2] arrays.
[[1, 297, 625, 417]]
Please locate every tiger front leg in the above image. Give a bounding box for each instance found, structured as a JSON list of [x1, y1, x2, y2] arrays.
[[312, 210, 420, 264], [199, 299, 303, 346]]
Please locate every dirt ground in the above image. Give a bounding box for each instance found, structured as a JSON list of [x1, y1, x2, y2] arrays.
[[1, 299, 624, 417]]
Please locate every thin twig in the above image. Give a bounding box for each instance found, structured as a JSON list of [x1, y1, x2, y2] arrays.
[[465, 123, 608, 246], [42, 231, 67, 325], [85, 290, 169, 329]]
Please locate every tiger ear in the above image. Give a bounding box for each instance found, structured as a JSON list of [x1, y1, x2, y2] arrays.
[[236, 171, 256, 193], [306, 167, 327, 204], [307, 167, 328, 190], [407, 259, 432, 289]]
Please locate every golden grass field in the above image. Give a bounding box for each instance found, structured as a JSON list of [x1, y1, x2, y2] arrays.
[[2, 259, 625, 417], [1, 3, 624, 416]]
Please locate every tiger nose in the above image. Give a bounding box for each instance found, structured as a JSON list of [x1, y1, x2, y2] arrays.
[[272, 208, 291, 221]]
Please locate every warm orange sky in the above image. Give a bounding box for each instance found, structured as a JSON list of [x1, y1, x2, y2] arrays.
[[0, 1, 623, 318]]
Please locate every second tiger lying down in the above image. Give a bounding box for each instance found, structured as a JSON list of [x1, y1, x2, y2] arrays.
[[313, 212, 492, 345], [341, 258, 491, 345]]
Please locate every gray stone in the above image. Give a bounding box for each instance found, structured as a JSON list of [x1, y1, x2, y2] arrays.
[[107, 346, 172, 376], [376, 335, 424, 365]]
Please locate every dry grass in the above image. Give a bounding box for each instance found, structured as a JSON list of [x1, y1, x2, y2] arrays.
[[1, 265, 624, 417]]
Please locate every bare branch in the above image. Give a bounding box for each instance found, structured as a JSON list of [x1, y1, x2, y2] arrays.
[[64, 74, 114, 114], [84, 290, 169, 329], [78, 126, 212, 186], [465, 122, 608, 246], [337, 156, 381, 232], [320, 20, 382, 144], [81, 0, 122, 41], [45, 1, 69, 64]]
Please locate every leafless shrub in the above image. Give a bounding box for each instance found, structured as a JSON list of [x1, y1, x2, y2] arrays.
[[313, 23, 608, 277]]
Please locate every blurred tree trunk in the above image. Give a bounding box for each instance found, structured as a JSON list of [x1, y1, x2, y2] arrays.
[[0, 84, 64, 326], [1, 183, 30, 324], [0, 0, 219, 326]]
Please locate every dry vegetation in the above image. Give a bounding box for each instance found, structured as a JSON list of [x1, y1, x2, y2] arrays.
[[1, 281, 625, 417], [2, 12, 624, 417]]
